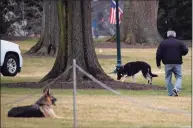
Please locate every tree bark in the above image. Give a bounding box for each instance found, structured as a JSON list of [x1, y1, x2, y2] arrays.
[[25, 0, 59, 56], [41, 0, 112, 82], [120, 0, 162, 44]]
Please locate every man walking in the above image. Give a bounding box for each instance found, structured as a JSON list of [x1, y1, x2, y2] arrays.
[[156, 30, 189, 96]]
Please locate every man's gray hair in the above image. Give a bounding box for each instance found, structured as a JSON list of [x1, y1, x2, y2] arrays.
[[167, 30, 176, 37]]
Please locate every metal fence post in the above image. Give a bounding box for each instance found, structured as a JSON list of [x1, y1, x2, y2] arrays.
[[73, 59, 77, 128]]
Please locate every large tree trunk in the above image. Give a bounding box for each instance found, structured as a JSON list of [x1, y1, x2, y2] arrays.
[[25, 0, 59, 56], [41, 0, 111, 82], [120, 0, 162, 44]]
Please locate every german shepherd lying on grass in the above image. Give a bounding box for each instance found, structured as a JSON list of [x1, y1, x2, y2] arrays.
[[8, 88, 63, 118], [117, 61, 158, 85]]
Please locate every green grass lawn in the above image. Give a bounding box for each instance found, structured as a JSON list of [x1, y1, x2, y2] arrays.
[[1, 39, 192, 128]]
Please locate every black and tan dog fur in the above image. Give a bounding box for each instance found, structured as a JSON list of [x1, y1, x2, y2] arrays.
[[8, 88, 63, 118], [117, 61, 158, 85]]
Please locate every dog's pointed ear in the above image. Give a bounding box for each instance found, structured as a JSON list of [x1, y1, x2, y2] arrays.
[[43, 87, 51, 96], [117, 65, 123, 71], [47, 88, 51, 95]]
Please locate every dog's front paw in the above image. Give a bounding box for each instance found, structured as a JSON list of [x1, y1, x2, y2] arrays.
[[58, 117, 64, 119], [121, 80, 125, 82], [55, 116, 64, 119]]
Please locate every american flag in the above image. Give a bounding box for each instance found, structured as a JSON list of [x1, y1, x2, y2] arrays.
[[109, 0, 123, 24]]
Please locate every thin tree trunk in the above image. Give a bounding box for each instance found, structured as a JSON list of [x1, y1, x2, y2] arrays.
[[120, 0, 162, 44], [25, 0, 59, 56], [41, 0, 111, 83]]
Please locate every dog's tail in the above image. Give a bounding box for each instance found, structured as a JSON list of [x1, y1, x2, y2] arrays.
[[148, 68, 158, 77]]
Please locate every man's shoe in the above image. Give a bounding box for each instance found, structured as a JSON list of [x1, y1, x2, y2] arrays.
[[173, 89, 178, 97]]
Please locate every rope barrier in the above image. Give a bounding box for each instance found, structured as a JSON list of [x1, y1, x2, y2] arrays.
[[76, 64, 191, 115], [3, 66, 72, 105], [3, 62, 191, 116]]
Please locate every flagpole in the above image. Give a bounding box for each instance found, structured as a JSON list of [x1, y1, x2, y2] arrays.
[[115, 0, 122, 71]]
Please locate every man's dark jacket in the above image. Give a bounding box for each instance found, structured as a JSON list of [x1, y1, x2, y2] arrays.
[[156, 37, 189, 67]]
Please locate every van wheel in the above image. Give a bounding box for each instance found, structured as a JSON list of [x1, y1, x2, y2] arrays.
[[2, 54, 19, 76]]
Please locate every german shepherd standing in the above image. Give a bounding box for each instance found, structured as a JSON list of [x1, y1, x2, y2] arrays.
[[117, 61, 158, 85], [8, 88, 63, 118]]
